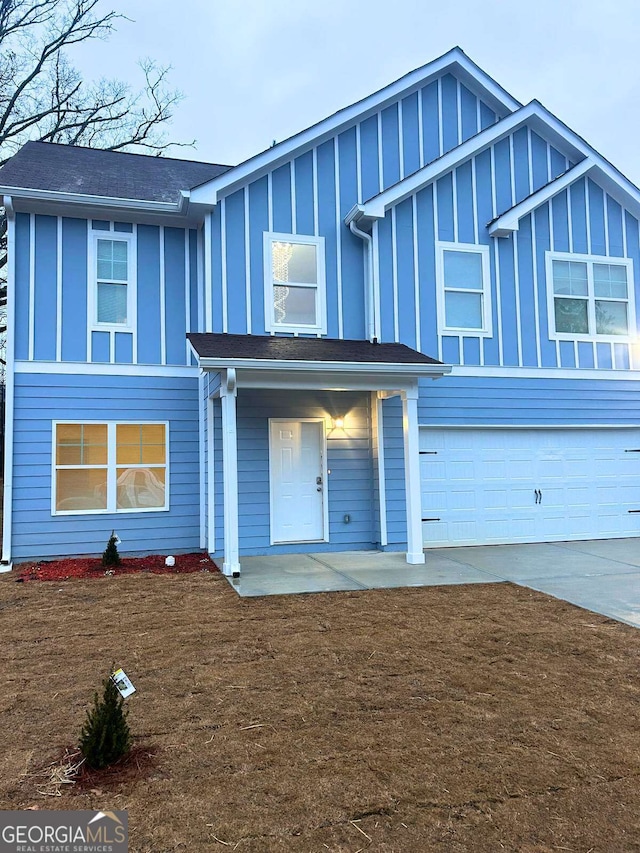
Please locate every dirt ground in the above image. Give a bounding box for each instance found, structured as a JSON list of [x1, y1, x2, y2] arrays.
[[1, 570, 640, 852]]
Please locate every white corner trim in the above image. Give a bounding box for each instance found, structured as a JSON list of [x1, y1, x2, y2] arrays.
[[2, 197, 16, 565], [489, 159, 596, 236]]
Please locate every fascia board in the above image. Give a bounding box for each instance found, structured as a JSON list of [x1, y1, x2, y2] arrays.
[[190, 48, 521, 205], [489, 158, 596, 236], [196, 356, 452, 377]]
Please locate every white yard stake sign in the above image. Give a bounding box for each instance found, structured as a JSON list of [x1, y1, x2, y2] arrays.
[[111, 668, 136, 698]]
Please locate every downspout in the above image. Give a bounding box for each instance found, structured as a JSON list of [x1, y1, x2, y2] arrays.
[[348, 219, 378, 342], [1, 196, 15, 569]]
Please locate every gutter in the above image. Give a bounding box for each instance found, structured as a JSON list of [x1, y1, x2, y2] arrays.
[[347, 217, 378, 342], [0, 184, 192, 214], [1, 195, 15, 570], [194, 355, 451, 378]]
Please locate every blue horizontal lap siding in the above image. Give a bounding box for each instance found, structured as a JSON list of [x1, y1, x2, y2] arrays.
[[209, 390, 375, 558], [418, 375, 640, 424], [11, 374, 201, 560]]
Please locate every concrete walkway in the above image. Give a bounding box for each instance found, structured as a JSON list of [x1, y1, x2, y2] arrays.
[[226, 539, 640, 628]]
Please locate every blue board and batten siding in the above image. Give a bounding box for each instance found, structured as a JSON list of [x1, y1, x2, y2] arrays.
[[13, 213, 199, 367], [11, 374, 200, 560], [206, 73, 502, 340]]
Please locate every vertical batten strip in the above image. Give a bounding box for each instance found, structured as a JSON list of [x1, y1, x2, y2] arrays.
[[456, 79, 462, 145], [513, 236, 523, 366], [203, 218, 212, 333], [417, 89, 425, 168], [220, 198, 228, 333], [159, 225, 166, 365], [622, 210, 630, 367], [471, 157, 479, 244], [509, 135, 516, 206], [391, 206, 399, 341], [198, 373, 206, 549], [603, 192, 610, 256], [312, 148, 319, 235], [452, 169, 458, 243], [433, 186, 443, 362], [28, 213, 35, 361], [527, 129, 534, 194], [530, 215, 542, 368], [437, 77, 444, 155], [372, 221, 381, 341], [412, 195, 421, 351], [131, 225, 138, 363], [489, 145, 497, 218], [55, 217, 62, 362], [184, 229, 191, 362], [549, 203, 560, 366], [334, 136, 344, 338], [546, 143, 552, 182], [585, 180, 592, 255], [267, 172, 273, 231], [355, 122, 363, 202], [377, 112, 384, 191], [494, 240, 504, 365], [398, 99, 405, 179], [244, 187, 252, 334], [567, 185, 574, 253], [291, 160, 297, 233], [458, 336, 464, 365], [475, 98, 481, 134], [109, 328, 115, 363]]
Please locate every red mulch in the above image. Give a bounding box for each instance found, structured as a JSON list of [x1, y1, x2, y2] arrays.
[[15, 552, 218, 582]]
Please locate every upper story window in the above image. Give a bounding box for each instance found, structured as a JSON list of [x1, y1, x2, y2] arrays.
[[546, 252, 635, 341], [90, 231, 135, 329], [264, 233, 326, 334], [436, 242, 492, 336]]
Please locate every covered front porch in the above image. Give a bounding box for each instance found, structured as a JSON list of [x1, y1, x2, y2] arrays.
[[188, 333, 450, 576]]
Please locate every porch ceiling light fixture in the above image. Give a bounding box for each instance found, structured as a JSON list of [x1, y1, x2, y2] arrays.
[[332, 417, 345, 429]]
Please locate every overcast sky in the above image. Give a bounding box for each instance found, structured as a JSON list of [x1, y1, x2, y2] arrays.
[[70, 0, 640, 184]]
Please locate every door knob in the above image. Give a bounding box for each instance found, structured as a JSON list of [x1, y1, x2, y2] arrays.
[[316, 476, 322, 485]]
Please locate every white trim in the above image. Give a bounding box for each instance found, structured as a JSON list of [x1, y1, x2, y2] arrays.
[[398, 99, 405, 180], [545, 250, 636, 344], [204, 215, 212, 333], [412, 194, 421, 350], [291, 159, 297, 232], [371, 392, 388, 547], [207, 394, 215, 553], [585, 177, 592, 255], [220, 198, 228, 333], [452, 364, 640, 380], [198, 372, 206, 550], [419, 422, 640, 429], [28, 213, 34, 361], [356, 121, 363, 201], [456, 79, 462, 146], [489, 157, 595, 237], [262, 231, 327, 335], [267, 171, 273, 232], [220, 375, 240, 575], [244, 187, 252, 333], [189, 47, 521, 203], [55, 216, 62, 361], [312, 147, 319, 235], [196, 356, 451, 378], [530, 212, 542, 367], [402, 389, 425, 564], [372, 221, 382, 341], [334, 136, 343, 337], [268, 417, 328, 546], [435, 241, 492, 337], [51, 420, 169, 516], [185, 228, 191, 362], [417, 88, 425, 168], [159, 225, 166, 365], [2, 197, 16, 566], [513, 233, 523, 366], [437, 77, 444, 156], [377, 112, 384, 192], [391, 207, 399, 341], [15, 360, 198, 377], [452, 168, 459, 243]]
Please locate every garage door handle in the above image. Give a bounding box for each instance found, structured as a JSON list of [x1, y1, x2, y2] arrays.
[[534, 489, 542, 504]]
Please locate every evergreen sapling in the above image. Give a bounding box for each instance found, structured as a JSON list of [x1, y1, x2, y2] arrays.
[[102, 531, 121, 567], [79, 669, 132, 769]]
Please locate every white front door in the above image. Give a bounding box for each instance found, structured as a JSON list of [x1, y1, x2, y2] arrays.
[[269, 419, 326, 543]]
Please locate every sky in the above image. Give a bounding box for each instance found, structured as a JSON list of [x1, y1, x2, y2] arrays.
[[69, 0, 640, 184]]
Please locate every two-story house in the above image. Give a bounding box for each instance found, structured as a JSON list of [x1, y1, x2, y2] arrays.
[[2, 47, 640, 576]]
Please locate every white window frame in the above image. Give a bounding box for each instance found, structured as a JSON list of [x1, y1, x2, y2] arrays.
[[87, 229, 137, 332], [545, 251, 636, 343], [435, 241, 492, 336], [263, 232, 327, 334], [52, 420, 169, 516]]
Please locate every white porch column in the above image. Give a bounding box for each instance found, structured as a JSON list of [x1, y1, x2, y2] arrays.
[[220, 369, 240, 577], [401, 386, 425, 565]]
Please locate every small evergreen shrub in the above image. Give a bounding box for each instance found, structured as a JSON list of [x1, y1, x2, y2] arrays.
[[79, 669, 132, 769], [102, 531, 121, 567]]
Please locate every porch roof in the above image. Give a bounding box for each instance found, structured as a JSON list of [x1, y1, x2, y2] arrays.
[[187, 333, 448, 377]]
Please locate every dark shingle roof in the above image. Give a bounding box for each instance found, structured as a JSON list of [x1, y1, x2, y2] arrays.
[[187, 333, 442, 365], [0, 141, 232, 203]]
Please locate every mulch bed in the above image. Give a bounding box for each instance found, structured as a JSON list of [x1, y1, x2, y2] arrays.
[[15, 552, 217, 582]]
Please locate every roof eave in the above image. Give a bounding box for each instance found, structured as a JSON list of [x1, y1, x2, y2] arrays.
[[195, 355, 451, 377]]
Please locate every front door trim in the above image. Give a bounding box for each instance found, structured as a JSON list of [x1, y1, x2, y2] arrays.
[[268, 417, 329, 545]]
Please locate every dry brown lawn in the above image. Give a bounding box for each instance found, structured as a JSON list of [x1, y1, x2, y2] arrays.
[[1, 570, 640, 852]]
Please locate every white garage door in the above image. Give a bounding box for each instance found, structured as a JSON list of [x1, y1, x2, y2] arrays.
[[420, 427, 640, 547]]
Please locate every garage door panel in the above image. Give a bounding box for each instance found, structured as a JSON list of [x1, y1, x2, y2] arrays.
[[421, 427, 640, 547]]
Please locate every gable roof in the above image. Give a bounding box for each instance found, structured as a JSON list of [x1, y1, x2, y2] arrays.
[[346, 99, 640, 229], [190, 47, 522, 205], [0, 141, 231, 206]]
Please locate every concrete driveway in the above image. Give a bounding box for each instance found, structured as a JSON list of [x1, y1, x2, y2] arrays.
[[229, 539, 640, 628]]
